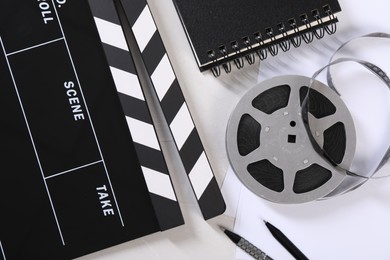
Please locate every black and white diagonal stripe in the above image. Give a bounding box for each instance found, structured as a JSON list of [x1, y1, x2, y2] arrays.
[[119, 0, 225, 220], [88, 0, 184, 230]]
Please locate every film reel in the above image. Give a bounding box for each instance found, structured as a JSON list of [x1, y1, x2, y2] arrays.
[[226, 75, 356, 203]]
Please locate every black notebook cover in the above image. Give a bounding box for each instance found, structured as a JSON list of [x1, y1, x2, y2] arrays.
[[173, 0, 342, 72]]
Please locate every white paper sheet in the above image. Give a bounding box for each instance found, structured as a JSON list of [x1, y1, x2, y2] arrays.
[[221, 166, 243, 218]]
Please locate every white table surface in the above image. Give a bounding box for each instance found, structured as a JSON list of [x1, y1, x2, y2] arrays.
[[78, 0, 390, 259]]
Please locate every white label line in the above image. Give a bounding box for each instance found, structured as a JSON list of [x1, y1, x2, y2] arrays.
[[0, 36, 66, 246], [51, 1, 125, 227], [45, 160, 103, 180], [5, 37, 64, 56], [0, 240, 6, 260]]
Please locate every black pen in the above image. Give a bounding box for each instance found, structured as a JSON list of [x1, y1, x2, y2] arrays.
[[264, 221, 309, 260], [220, 226, 273, 260]]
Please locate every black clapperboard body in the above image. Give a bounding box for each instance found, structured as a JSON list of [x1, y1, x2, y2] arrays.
[[0, 0, 225, 259]]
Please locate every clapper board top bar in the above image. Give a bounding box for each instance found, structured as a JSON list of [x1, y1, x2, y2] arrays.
[[88, 0, 184, 231], [117, 0, 226, 220]]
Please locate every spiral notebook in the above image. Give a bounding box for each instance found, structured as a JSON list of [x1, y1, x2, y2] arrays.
[[172, 0, 342, 76]]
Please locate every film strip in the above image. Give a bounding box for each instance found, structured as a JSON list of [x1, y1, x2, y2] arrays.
[[308, 56, 390, 197], [116, 0, 225, 219], [88, 0, 184, 230]]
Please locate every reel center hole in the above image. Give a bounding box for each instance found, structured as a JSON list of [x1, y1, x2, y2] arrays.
[[288, 134, 296, 143]]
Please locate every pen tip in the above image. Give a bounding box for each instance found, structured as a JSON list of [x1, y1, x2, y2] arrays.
[[218, 225, 226, 232]]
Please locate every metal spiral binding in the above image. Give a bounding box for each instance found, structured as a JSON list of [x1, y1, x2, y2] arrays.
[[208, 5, 338, 77], [288, 18, 302, 48], [265, 28, 279, 56], [324, 5, 337, 35], [312, 10, 326, 39], [219, 45, 232, 74], [243, 37, 256, 65], [231, 41, 245, 69], [254, 32, 267, 61], [277, 23, 291, 52], [208, 50, 221, 77]]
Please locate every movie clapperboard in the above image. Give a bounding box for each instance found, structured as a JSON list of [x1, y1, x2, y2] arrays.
[[0, 0, 225, 259]]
